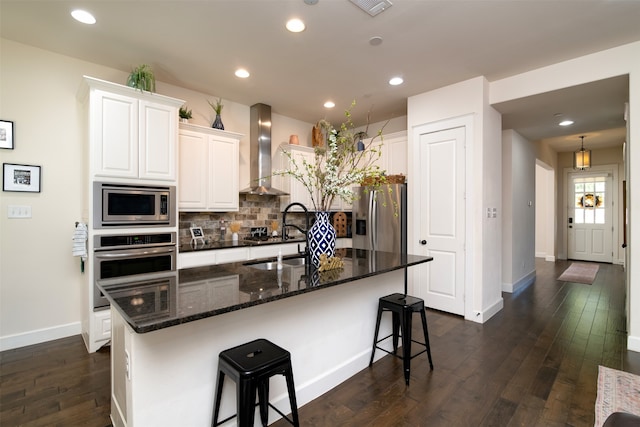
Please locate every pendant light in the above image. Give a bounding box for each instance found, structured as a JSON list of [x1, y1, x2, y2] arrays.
[[573, 135, 591, 170]]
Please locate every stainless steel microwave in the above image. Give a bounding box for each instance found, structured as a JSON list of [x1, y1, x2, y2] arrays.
[[93, 182, 176, 228]]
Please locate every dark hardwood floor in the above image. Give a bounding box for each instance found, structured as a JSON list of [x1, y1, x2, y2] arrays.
[[1, 259, 639, 426]]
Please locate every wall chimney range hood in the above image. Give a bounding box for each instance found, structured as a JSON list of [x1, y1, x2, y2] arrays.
[[239, 103, 288, 196]]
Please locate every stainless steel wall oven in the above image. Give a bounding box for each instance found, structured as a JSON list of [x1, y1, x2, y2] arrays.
[[93, 232, 177, 309]]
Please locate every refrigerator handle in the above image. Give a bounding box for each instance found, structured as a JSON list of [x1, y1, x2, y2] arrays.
[[370, 189, 377, 250]]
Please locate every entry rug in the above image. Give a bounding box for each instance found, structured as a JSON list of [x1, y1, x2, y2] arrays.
[[595, 365, 640, 426], [557, 262, 599, 284]]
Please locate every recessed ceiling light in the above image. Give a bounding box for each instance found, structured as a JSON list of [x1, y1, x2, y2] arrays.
[[389, 76, 403, 86], [235, 68, 250, 78], [559, 120, 574, 126], [71, 9, 96, 24], [324, 101, 335, 109], [369, 36, 383, 46], [286, 18, 306, 33]]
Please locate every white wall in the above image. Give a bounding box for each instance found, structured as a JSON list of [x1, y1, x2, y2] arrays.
[[0, 39, 314, 350], [502, 130, 536, 293], [407, 76, 504, 323], [535, 161, 555, 261], [490, 40, 640, 352]]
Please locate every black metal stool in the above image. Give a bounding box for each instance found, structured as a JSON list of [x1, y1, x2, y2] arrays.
[[212, 338, 300, 427], [369, 293, 434, 385]]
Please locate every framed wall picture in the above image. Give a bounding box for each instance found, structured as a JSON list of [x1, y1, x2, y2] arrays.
[[0, 120, 14, 149], [3, 163, 41, 192]]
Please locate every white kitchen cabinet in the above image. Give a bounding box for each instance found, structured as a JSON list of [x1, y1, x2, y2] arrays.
[[363, 130, 407, 177], [178, 243, 303, 270], [82, 76, 183, 182], [78, 76, 184, 354], [329, 186, 356, 212], [179, 123, 242, 211], [215, 247, 250, 264], [275, 144, 316, 212], [249, 242, 302, 260], [382, 131, 408, 176]]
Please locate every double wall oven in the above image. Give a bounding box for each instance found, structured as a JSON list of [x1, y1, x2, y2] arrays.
[[93, 232, 177, 309]]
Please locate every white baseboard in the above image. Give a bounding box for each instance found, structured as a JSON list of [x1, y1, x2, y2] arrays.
[[628, 335, 640, 353], [545, 255, 556, 262], [502, 270, 536, 294], [0, 322, 81, 352], [467, 297, 504, 324]]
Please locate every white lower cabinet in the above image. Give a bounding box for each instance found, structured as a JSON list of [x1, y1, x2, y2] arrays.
[[250, 242, 301, 260], [93, 309, 112, 341], [178, 243, 303, 269], [179, 124, 243, 211], [336, 238, 352, 249], [215, 247, 250, 264]]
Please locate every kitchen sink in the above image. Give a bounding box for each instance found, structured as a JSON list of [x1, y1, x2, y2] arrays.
[[244, 256, 306, 270], [247, 261, 279, 271], [282, 257, 306, 266]]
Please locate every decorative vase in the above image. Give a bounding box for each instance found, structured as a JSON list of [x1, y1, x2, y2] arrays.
[[180, 118, 188, 123], [308, 211, 336, 268], [212, 114, 224, 130]]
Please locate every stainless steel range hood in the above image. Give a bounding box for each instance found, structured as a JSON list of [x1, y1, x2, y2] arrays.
[[239, 103, 288, 196]]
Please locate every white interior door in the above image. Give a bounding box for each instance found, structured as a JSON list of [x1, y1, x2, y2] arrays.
[[568, 173, 613, 263], [414, 126, 466, 315]]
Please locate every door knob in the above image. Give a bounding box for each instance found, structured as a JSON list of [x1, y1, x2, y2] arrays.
[[419, 240, 427, 245]]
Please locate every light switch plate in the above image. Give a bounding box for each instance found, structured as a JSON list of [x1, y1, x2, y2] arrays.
[[8, 205, 32, 218]]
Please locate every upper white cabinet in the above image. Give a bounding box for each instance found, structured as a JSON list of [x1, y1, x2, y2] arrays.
[[382, 131, 408, 176], [274, 144, 316, 212], [178, 123, 243, 212], [80, 76, 184, 182], [364, 130, 407, 177]]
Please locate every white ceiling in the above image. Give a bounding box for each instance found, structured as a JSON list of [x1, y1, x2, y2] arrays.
[[2, 0, 637, 152]]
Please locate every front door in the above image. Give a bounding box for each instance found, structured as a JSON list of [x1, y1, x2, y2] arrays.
[[413, 126, 466, 315], [568, 173, 613, 263]]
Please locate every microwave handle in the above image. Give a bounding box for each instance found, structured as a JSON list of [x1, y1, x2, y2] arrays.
[[94, 247, 175, 258]]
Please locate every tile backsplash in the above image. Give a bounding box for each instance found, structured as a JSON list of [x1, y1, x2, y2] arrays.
[[179, 195, 310, 246]]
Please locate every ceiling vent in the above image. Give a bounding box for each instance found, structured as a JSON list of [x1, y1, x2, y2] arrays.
[[349, 0, 393, 17]]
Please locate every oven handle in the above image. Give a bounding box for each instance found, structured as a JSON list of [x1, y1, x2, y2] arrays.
[[94, 246, 176, 259]]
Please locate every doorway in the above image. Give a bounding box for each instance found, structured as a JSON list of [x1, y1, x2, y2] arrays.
[[412, 125, 466, 316], [566, 170, 615, 263]]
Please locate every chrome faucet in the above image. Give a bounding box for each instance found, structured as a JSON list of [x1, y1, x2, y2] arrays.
[[282, 202, 310, 258]]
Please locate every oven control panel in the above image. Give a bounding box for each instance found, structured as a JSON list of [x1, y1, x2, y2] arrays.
[[95, 232, 176, 250]]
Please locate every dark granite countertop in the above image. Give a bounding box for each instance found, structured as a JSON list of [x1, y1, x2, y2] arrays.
[[98, 249, 433, 334]]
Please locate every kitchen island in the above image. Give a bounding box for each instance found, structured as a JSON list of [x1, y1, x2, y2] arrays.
[[100, 249, 432, 426]]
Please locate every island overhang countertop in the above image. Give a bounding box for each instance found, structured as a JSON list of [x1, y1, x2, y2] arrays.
[[97, 248, 433, 334]]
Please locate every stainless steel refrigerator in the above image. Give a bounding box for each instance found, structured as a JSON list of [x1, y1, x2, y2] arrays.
[[352, 183, 407, 254]]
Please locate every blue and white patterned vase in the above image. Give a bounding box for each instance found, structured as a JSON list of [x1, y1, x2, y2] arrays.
[[308, 211, 336, 268]]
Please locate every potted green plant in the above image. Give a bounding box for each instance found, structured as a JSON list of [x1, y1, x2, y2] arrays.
[[126, 64, 156, 92], [179, 106, 192, 123], [208, 98, 224, 130]]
